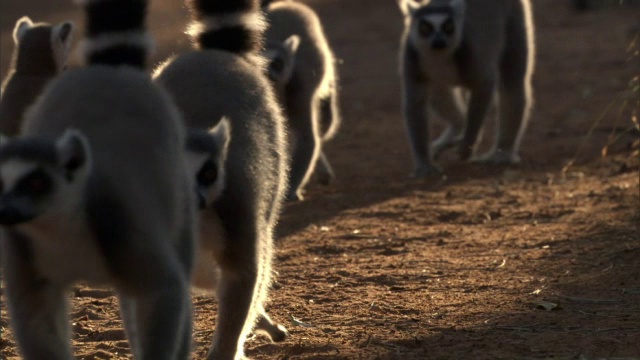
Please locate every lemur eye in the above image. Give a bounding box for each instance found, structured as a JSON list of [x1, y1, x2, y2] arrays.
[[197, 160, 218, 187], [418, 19, 434, 37], [29, 177, 47, 194], [442, 19, 455, 35], [270, 57, 285, 75], [16, 168, 52, 196], [203, 169, 217, 184]]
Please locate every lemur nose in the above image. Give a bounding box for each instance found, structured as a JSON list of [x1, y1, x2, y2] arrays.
[[0, 205, 35, 225], [432, 39, 447, 50]]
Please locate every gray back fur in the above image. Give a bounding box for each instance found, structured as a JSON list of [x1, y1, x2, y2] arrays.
[[153, 0, 290, 356], [265, 0, 340, 140], [264, 0, 341, 200]]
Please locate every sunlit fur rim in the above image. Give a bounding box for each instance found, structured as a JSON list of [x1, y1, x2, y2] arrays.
[[185, 12, 267, 39]]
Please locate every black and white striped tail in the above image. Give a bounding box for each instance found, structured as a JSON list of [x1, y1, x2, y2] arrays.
[[187, 0, 266, 55], [77, 0, 153, 69]]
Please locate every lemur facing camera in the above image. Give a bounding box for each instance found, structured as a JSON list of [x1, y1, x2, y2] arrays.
[[0, 0, 198, 359], [398, 0, 535, 177]]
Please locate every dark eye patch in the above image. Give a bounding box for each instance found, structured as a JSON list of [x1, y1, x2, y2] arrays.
[[270, 56, 285, 75], [418, 19, 434, 37], [14, 168, 53, 198], [197, 160, 218, 188], [442, 18, 455, 35]]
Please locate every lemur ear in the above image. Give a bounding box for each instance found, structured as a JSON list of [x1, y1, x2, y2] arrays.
[[267, 35, 300, 83], [13, 16, 34, 44], [51, 22, 75, 70], [56, 129, 91, 180], [185, 118, 231, 177], [282, 35, 300, 57], [185, 119, 232, 207], [53, 21, 74, 47], [209, 117, 231, 163]]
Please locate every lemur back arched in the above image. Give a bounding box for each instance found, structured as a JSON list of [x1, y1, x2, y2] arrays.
[[0, 0, 197, 359], [154, 0, 290, 358]]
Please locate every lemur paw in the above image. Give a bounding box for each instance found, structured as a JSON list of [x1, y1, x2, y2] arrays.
[[286, 190, 304, 202], [412, 163, 443, 178], [458, 145, 474, 161], [473, 150, 521, 165]]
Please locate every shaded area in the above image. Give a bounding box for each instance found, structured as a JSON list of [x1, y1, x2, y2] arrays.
[[1, 0, 639, 359]]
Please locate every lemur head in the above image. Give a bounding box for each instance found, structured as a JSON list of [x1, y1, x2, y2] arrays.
[[12, 16, 75, 73], [264, 35, 301, 94], [399, 0, 465, 54], [0, 130, 92, 226], [185, 118, 231, 209]]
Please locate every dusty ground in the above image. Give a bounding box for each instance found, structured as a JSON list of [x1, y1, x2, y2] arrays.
[[1, 0, 639, 359]]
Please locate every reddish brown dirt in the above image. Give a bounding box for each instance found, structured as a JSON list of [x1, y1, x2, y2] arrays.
[[1, 0, 639, 359]]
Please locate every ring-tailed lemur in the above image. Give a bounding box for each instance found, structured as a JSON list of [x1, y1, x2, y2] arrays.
[[398, 0, 535, 177], [1, 17, 74, 136], [185, 118, 289, 345], [154, 0, 290, 357], [185, 119, 231, 209], [263, 0, 341, 200], [0, 0, 197, 359]]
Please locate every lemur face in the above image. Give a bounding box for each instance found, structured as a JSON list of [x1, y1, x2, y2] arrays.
[[185, 120, 230, 209], [195, 157, 221, 209], [404, 0, 465, 54], [416, 13, 457, 50], [0, 131, 91, 225], [264, 35, 300, 90]]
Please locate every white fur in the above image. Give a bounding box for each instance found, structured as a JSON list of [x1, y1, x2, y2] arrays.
[[192, 210, 227, 291], [186, 12, 267, 38], [422, 14, 449, 30], [18, 206, 111, 285], [0, 160, 38, 192]]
